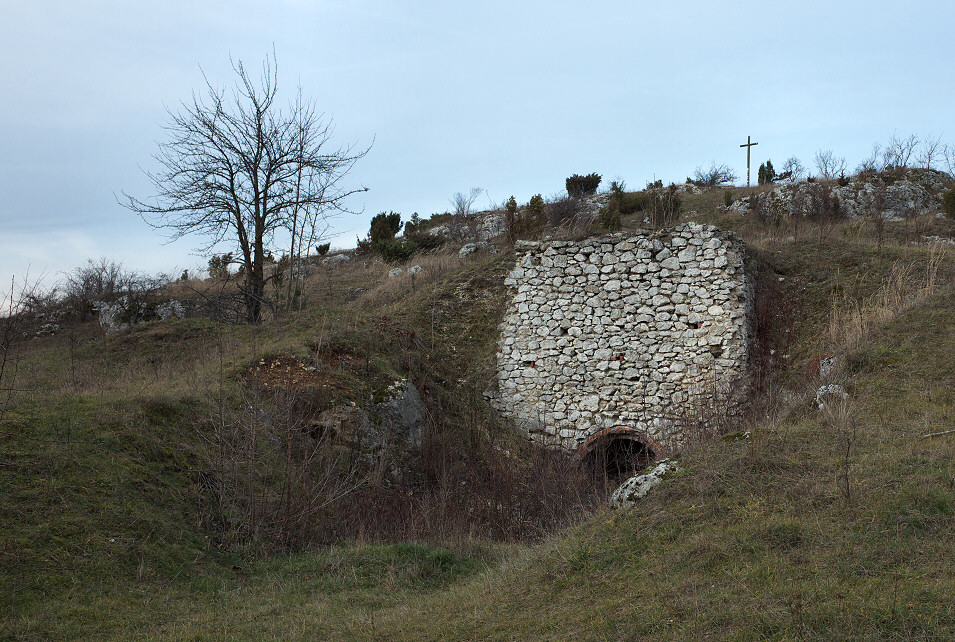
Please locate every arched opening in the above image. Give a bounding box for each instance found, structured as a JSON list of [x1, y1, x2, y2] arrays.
[[579, 429, 658, 484]]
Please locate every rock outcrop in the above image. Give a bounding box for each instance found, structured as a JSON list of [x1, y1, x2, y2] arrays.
[[733, 169, 953, 220], [93, 296, 186, 334]]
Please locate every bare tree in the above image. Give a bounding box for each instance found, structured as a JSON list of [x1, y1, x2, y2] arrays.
[[814, 149, 847, 180], [943, 144, 955, 177], [883, 133, 919, 169], [917, 134, 944, 170], [122, 53, 369, 323], [450, 187, 484, 217], [779, 156, 806, 182], [692, 162, 737, 188], [856, 142, 884, 174]]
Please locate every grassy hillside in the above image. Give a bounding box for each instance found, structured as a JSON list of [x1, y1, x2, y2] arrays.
[[4, 186, 955, 639]]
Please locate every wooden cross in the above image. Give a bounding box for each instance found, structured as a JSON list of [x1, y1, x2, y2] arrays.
[[740, 135, 758, 186]]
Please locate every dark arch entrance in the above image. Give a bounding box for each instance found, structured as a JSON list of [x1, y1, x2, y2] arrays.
[[579, 428, 659, 483]]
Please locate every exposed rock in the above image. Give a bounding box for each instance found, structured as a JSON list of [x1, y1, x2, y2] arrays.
[[477, 212, 507, 241], [734, 169, 953, 221], [610, 459, 679, 509], [310, 405, 383, 468], [675, 183, 705, 195], [388, 268, 404, 278], [322, 253, 351, 265], [374, 379, 427, 452], [921, 236, 955, 246], [408, 265, 423, 275], [819, 355, 838, 380], [459, 241, 497, 259], [34, 322, 60, 337], [155, 300, 186, 321], [93, 296, 186, 334], [816, 384, 848, 410], [310, 380, 426, 472]]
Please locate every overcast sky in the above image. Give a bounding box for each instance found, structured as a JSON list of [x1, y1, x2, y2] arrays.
[[2, 0, 953, 293]]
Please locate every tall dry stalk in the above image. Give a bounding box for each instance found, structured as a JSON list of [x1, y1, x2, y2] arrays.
[[828, 245, 945, 354]]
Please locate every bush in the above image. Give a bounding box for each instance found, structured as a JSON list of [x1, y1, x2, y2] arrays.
[[943, 189, 955, 219], [598, 205, 621, 230], [315, 243, 330, 256], [724, 190, 734, 207], [565, 173, 601, 198], [504, 196, 518, 244], [403, 213, 422, 236], [646, 185, 681, 228], [376, 238, 418, 264], [547, 195, 582, 228], [692, 162, 737, 188], [806, 184, 841, 222], [527, 193, 546, 226], [405, 232, 444, 252], [369, 212, 402, 245], [618, 192, 647, 215]]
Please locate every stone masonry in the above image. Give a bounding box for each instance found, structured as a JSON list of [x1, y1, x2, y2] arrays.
[[494, 223, 752, 452]]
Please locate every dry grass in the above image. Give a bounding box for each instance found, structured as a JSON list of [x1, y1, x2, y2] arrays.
[[8, 186, 955, 639], [828, 243, 947, 354], [355, 250, 469, 311]]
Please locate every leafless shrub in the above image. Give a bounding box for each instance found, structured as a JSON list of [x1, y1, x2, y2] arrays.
[[917, 134, 944, 170], [814, 150, 847, 180], [942, 144, 955, 176], [780, 156, 806, 182], [856, 143, 886, 175], [0, 280, 23, 420], [201, 383, 367, 551], [662, 383, 747, 454], [61, 258, 166, 321], [450, 187, 483, 217], [332, 411, 599, 543], [883, 133, 919, 169], [0, 275, 51, 419], [645, 184, 682, 228], [546, 194, 588, 231], [692, 162, 738, 188]]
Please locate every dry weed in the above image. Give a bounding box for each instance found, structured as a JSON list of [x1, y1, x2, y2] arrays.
[[828, 244, 947, 353]]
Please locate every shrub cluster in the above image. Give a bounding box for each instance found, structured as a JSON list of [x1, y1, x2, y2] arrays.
[[565, 173, 601, 198], [358, 211, 445, 263], [942, 188, 955, 219], [599, 184, 648, 231], [757, 160, 776, 185], [203, 376, 601, 550]]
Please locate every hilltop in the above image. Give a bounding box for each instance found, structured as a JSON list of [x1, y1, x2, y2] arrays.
[[3, 168, 955, 639]]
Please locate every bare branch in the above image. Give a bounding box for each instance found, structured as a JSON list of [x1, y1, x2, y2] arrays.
[[121, 52, 369, 322], [692, 162, 737, 188], [917, 134, 944, 170], [450, 187, 484, 217], [814, 150, 846, 180]]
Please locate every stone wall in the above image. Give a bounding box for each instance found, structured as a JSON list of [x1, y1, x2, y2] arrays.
[[493, 223, 751, 453]]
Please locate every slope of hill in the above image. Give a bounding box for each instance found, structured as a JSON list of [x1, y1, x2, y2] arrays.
[[3, 177, 955, 639]]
